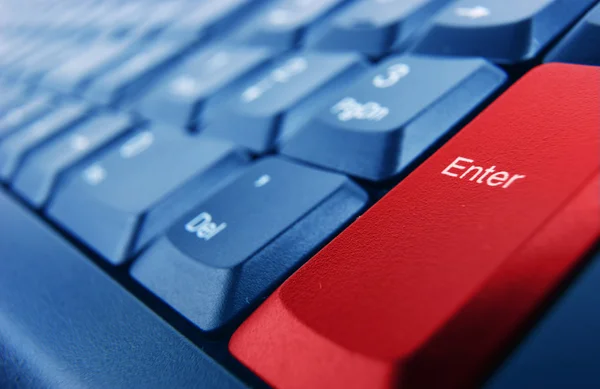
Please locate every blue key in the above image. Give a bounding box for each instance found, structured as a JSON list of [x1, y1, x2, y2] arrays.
[[136, 45, 274, 128], [160, 0, 253, 41], [48, 127, 250, 264], [305, 0, 450, 56], [0, 93, 53, 140], [0, 38, 40, 70], [131, 157, 367, 332], [11, 40, 82, 83], [201, 51, 366, 153], [280, 54, 506, 181], [413, 0, 596, 64], [84, 38, 197, 106], [0, 100, 89, 181], [122, 2, 188, 39], [485, 251, 600, 389], [545, 3, 600, 66], [13, 112, 135, 207], [230, 0, 346, 49], [0, 84, 27, 114], [40, 37, 137, 94]]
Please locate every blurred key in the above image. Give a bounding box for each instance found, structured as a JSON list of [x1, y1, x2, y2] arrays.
[[202, 52, 366, 153], [84, 39, 197, 106], [0, 84, 27, 114], [9, 39, 82, 83], [305, 0, 450, 56], [41, 38, 137, 94], [231, 0, 346, 48], [0, 37, 40, 70], [89, 2, 145, 40], [0, 94, 53, 139], [123, 2, 187, 39], [281, 55, 506, 181], [414, 0, 596, 64], [136, 45, 273, 128], [0, 100, 89, 181], [48, 128, 250, 264], [13, 112, 135, 207], [161, 0, 253, 40], [545, 3, 600, 66], [131, 157, 367, 332]]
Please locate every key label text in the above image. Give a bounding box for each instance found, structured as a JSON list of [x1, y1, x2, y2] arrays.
[[442, 157, 525, 188], [185, 212, 227, 241], [373, 63, 410, 89], [331, 97, 389, 122]]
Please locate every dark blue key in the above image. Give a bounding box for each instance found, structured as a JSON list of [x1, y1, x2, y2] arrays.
[[485, 250, 600, 389], [131, 157, 367, 332], [414, 0, 596, 64], [13, 112, 135, 207], [545, 3, 600, 66], [48, 127, 250, 264], [201, 51, 366, 153], [0, 94, 53, 140], [136, 45, 274, 128], [305, 0, 450, 56], [0, 100, 89, 181], [84, 39, 197, 106], [40, 38, 137, 94], [230, 0, 346, 48], [280, 54, 506, 181], [0, 191, 246, 389]]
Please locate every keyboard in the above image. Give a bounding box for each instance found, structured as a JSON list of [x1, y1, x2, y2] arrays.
[[0, 0, 598, 388]]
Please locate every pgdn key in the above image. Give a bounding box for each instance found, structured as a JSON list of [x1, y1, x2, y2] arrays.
[[280, 54, 506, 181]]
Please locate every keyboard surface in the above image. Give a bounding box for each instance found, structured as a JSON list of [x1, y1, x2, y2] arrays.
[[0, 1, 598, 388]]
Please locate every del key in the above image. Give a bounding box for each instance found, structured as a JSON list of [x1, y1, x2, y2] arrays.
[[132, 157, 367, 332]]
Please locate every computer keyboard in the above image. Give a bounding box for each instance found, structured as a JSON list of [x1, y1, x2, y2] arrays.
[[0, 1, 598, 389]]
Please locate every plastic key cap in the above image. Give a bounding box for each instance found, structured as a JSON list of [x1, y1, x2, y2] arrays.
[[0, 191, 246, 389], [11, 40, 82, 84], [0, 84, 26, 114], [305, 0, 450, 56], [281, 54, 505, 181], [230, 64, 600, 389], [132, 157, 367, 332], [231, 0, 345, 48], [13, 112, 135, 207], [413, 0, 596, 64], [161, 0, 253, 40], [545, 3, 600, 66], [136, 45, 274, 128], [0, 100, 89, 181], [40, 38, 136, 94], [48, 127, 249, 265], [0, 94, 53, 140], [84, 39, 197, 106], [202, 52, 366, 153]]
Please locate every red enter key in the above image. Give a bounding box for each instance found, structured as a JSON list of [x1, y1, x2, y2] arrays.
[[230, 64, 600, 389]]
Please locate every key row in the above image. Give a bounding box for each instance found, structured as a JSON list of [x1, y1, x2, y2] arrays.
[[0, 80, 370, 335], [1, 0, 597, 64], [1, 52, 507, 184], [1, 110, 368, 333]]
